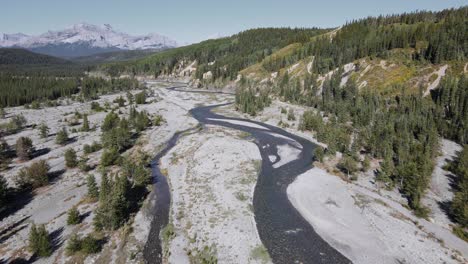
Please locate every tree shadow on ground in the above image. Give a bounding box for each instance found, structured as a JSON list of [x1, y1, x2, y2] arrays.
[[48, 169, 66, 184], [0, 215, 30, 244], [437, 200, 457, 223], [50, 226, 64, 252], [30, 148, 50, 159], [0, 189, 33, 221]]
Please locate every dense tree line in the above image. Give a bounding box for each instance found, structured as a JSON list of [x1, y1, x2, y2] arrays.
[[0, 74, 78, 107], [0, 74, 140, 107], [235, 86, 271, 116], [81, 77, 140, 99], [446, 146, 468, 229], [0, 48, 70, 65], [431, 75, 468, 144]]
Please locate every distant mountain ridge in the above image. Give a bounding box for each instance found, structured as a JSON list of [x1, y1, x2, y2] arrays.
[[0, 48, 70, 65], [0, 23, 177, 58]]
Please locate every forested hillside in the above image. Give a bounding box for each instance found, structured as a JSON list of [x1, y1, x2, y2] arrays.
[[0, 48, 88, 76], [101, 27, 330, 79], [0, 48, 70, 65]]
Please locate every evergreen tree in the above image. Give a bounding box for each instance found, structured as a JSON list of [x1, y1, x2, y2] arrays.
[[16, 136, 34, 161], [55, 127, 69, 145], [38, 123, 49, 138], [67, 207, 80, 225], [64, 148, 78, 168], [86, 174, 99, 200], [29, 224, 52, 257], [66, 234, 82, 255]]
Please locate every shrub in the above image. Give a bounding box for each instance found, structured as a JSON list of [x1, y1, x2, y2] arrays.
[[29, 224, 52, 257], [153, 114, 164, 126], [64, 148, 78, 168], [113, 96, 126, 107], [287, 108, 296, 121], [66, 234, 102, 255], [101, 148, 120, 166], [15, 160, 49, 189], [135, 91, 146, 104], [81, 235, 101, 254], [16, 137, 34, 161], [83, 141, 102, 154], [313, 146, 325, 162], [122, 158, 151, 186], [90, 102, 103, 112], [56, 127, 69, 145], [101, 112, 120, 132], [78, 156, 91, 172], [362, 156, 371, 171], [66, 234, 82, 254], [338, 155, 358, 177], [6, 114, 27, 133], [67, 207, 80, 225]]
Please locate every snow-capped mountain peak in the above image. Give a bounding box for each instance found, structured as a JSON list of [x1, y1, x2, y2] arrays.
[[0, 23, 177, 57]]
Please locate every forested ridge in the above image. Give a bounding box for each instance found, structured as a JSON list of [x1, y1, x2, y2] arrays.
[[102, 27, 329, 79], [0, 48, 70, 65]]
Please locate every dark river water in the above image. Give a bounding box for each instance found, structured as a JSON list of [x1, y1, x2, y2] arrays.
[[143, 85, 351, 264]]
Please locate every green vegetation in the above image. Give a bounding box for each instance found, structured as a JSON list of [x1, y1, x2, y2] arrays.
[[15, 137, 34, 161], [38, 123, 50, 138], [250, 245, 271, 263], [29, 223, 52, 257], [0, 74, 78, 107], [67, 207, 80, 225], [101, 28, 328, 80], [235, 86, 271, 115], [1, 114, 27, 134], [93, 173, 130, 230], [292, 7, 467, 74], [83, 142, 102, 155], [135, 91, 146, 104], [55, 127, 69, 145], [446, 145, 468, 228], [66, 234, 102, 255], [64, 148, 78, 168], [100, 147, 121, 166], [81, 114, 90, 131], [15, 160, 50, 189], [86, 174, 99, 200]]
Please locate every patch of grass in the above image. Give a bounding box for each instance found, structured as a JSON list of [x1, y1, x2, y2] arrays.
[[235, 191, 247, 201], [452, 226, 468, 243], [238, 131, 251, 139], [161, 223, 175, 244], [250, 245, 271, 263], [189, 244, 218, 264]]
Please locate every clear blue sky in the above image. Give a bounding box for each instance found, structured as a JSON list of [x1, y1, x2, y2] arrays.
[[1, 0, 466, 44]]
